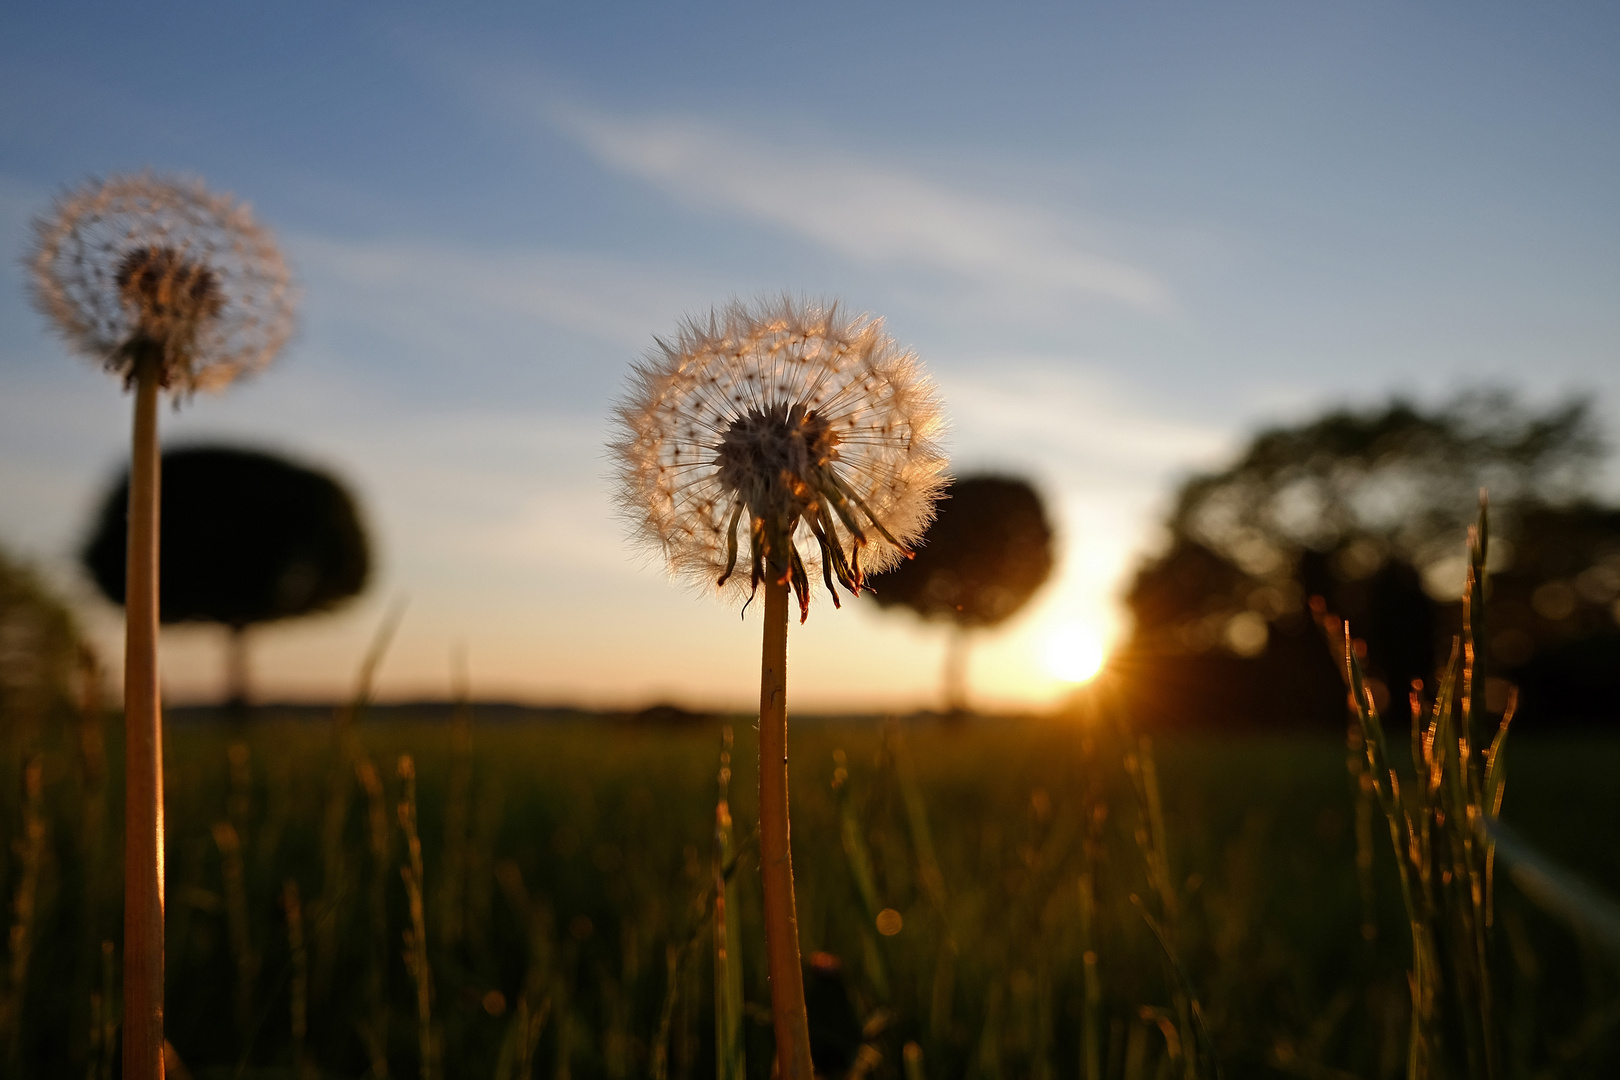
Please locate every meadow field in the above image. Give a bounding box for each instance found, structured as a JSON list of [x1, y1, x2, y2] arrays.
[[2, 695, 1617, 1079]]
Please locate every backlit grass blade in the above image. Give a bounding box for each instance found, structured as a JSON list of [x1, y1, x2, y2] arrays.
[[1344, 632, 1417, 923], [1462, 497, 1489, 760], [398, 755, 437, 1080], [1079, 872, 1103, 1080], [1345, 629, 1439, 1077], [887, 724, 956, 1040], [832, 748, 892, 1002], [1130, 895, 1222, 1080], [903, 1042, 927, 1080], [1482, 689, 1516, 928], [713, 727, 745, 1080]]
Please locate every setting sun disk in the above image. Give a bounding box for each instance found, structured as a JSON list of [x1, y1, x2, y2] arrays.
[[1044, 622, 1106, 683]]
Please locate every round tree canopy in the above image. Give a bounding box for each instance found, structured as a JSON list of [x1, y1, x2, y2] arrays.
[[84, 446, 370, 628], [865, 475, 1054, 629]]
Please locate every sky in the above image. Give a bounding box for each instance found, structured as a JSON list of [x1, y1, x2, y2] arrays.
[[2, 3, 1619, 712]]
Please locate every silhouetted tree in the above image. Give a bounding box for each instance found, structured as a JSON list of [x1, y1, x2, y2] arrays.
[[83, 446, 370, 711], [1116, 392, 1620, 729], [866, 475, 1054, 713], [1480, 501, 1620, 721]]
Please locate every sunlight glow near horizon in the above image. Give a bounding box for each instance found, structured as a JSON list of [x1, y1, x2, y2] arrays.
[[1042, 621, 1107, 684]]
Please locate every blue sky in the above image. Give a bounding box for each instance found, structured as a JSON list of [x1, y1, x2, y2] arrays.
[[3, 3, 1618, 710]]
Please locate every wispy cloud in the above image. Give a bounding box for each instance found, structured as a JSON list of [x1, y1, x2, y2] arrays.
[[556, 108, 1169, 311], [539, 103, 1174, 315], [942, 361, 1231, 481], [291, 233, 727, 354]]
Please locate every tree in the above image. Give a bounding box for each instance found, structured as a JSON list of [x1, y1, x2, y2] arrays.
[[865, 475, 1055, 713], [83, 446, 370, 711], [1475, 501, 1620, 721], [1116, 392, 1620, 729]]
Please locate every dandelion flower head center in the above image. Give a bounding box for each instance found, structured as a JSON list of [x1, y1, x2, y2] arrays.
[[714, 402, 840, 528], [116, 246, 225, 353], [29, 173, 295, 393]]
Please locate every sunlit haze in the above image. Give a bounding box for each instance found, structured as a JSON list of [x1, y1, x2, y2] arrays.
[[3, 4, 1618, 710]]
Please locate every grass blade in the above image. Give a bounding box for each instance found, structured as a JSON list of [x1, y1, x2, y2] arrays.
[[1130, 895, 1222, 1080], [713, 728, 745, 1080]]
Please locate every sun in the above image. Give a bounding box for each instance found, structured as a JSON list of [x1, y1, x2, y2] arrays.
[[1043, 621, 1106, 683]]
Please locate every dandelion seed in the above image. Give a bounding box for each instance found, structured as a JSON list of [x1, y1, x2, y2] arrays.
[[613, 296, 947, 622]]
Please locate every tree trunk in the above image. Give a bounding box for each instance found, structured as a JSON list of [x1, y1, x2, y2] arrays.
[[225, 624, 251, 719], [942, 626, 972, 717]]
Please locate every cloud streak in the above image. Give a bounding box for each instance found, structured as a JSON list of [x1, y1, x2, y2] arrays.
[[544, 103, 1174, 315], [291, 234, 727, 354], [943, 361, 1231, 480]]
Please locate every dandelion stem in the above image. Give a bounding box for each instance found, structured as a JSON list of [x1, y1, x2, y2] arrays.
[[757, 578, 814, 1080], [123, 354, 165, 1080]]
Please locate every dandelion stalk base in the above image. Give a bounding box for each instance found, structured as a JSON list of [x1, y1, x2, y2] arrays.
[[124, 359, 165, 1080], [757, 579, 814, 1080]]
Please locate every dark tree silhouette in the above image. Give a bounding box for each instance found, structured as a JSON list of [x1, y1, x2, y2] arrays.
[[865, 475, 1055, 713], [83, 446, 370, 710], [1478, 501, 1620, 721], [1115, 392, 1620, 729]]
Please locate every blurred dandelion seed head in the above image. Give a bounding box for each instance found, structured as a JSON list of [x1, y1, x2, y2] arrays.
[[29, 173, 296, 393], [613, 297, 947, 618]]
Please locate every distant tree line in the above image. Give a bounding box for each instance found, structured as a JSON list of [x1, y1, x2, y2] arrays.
[[1113, 392, 1620, 730]]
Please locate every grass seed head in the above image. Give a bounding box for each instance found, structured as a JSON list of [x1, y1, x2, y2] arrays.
[[614, 297, 947, 619], [29, 172, 296, 393]]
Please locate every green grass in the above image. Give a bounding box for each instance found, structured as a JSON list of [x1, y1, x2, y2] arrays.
[[2, 705, 1618, 1079]]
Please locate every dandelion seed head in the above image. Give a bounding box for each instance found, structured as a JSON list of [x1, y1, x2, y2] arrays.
[[28, 172, 296, 393], [613, 297, 948, 619]]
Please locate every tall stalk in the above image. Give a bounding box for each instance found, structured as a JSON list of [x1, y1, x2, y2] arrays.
[[758, 579, 814, 1080], [29, 173, 296, 1080], [610, 298, 944, 1080], [123, 356, 165, 1080]]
